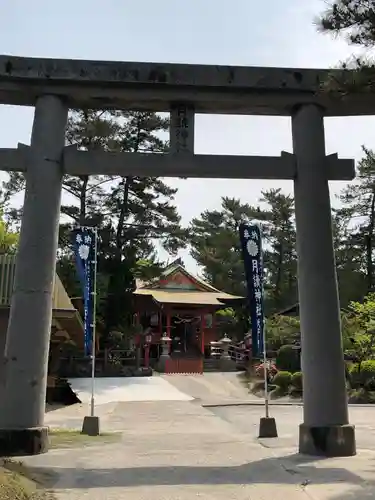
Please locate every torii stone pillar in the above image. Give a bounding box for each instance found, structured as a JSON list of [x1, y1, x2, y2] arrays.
[[292, 104, 355, 456], [0, 95, 67, 456]]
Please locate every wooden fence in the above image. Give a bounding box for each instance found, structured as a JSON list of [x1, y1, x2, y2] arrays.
[[164, 357, 203, 375]]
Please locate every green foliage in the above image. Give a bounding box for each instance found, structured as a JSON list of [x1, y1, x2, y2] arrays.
[[349, 360, 375, 389], [1, 110, 187, 346], [333, 148, 375, 297], [291, 371, 303, 391], [133, 258, 164, 282], [344, 293, 375, 363], [189, 189, 298, 319], [189, 197, 261, 298], [265, 315, 300, 351], [317, 2, 375, 95], [272, 371, 292, 390], [318, 1, 375, 47], [269, 386, 288, 400], [216, 308, 236, 318], [0, 211, 18, 254], [260, 189, 297, 312], [348, 387, 375, 404], [276, 344, 301, 373]]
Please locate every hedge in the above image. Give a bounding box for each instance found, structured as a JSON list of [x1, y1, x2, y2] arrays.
[[272, 370, 292, 390]]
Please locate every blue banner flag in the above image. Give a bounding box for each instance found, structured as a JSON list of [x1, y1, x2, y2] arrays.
[[73, 227, 96, 356], [239, 223, 264, 357]]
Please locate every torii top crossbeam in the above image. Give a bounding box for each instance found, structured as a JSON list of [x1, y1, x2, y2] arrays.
[[0, 54, 372, 116]]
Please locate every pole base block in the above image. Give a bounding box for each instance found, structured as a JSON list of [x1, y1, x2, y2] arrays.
[[0, 427, 48, 456], [299, 424, 356, 457], [258, 417, 278, 438], [81, 416, 100, 437]]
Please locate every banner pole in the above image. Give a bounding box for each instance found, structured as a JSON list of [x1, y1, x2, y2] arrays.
[[262, 320, 269, 418], [90, 227, 98, 418], [258, 223, 269, 419], [238, 220, 277, 438]]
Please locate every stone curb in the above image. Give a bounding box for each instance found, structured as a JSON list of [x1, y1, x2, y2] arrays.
[[202, 400, 375, 408]]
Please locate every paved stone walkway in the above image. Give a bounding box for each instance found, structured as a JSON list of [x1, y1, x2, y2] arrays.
[[69, 376, 194, 405], [21, 397, 375, 499], [161, 372, 252, 404]]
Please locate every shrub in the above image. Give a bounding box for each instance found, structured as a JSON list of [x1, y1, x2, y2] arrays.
[[291, 371, 303, 391], [270, 386, 287, 399], [349, 360, 375, 389], [276, 344, 301, 373], [272, 370, 292, 390], [348, 387, 375, 404]]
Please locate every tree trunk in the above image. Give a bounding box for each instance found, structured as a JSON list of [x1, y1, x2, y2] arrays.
[[79, 176, 89, 225], [103, 117, 142, 342], [103, 178, 133, 341]]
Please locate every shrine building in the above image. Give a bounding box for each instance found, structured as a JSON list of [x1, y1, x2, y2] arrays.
[[133, 261, 243, 372]]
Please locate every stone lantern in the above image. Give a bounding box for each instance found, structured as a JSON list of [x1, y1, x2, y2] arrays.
[[157, 333, 172, 372], [219, 333, 232, 360], [218, 334, 235, 371], [160, 333, 172, 357]]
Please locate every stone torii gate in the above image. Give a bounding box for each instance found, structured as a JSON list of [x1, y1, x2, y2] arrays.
[[0, 55, 362, 457]]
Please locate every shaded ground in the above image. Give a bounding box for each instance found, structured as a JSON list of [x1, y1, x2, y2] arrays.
[[22, 389, 375, 499], [27, 401, 311, 499], [0, 459, 54, 499]]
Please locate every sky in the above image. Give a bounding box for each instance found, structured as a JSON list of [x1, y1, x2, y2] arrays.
[[1, 0, 373, 274]]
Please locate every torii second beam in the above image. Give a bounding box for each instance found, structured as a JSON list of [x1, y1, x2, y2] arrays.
[[0, 145, 355, 181]]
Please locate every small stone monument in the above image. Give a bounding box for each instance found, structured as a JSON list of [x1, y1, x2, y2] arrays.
[[218, 334, 236, 371], [157, 333, 172, 372]]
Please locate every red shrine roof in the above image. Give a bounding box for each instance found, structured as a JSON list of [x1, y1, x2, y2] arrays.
[[134, 262, 243, 307]]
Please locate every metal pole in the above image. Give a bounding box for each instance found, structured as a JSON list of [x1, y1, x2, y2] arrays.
[[90, 227, 98, 418], [263, 320, 269, 418], [258, 222, 269, 419]]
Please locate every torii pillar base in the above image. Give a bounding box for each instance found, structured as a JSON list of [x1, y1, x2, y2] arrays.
[[0, 427, 49, 456], [299, 424, 356, 457]]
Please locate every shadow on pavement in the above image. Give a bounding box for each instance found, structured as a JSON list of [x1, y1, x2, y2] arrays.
[[26, 452, 374, 491]]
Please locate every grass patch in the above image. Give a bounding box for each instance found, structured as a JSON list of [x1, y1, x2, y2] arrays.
[[0, 459, 54, 499], [49, 429, 121, 449]]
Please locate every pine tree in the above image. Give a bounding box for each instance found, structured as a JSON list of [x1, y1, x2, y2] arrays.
[[260, 189, 297, 312], [334, 147, 375, 297], [189, 197, 264, 298], [317, 1, 375, 93], [2, 110, 187, 342], [319, 1, 375, 46], [98, 111, 187, 338], [189, 191, 297, 313]]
